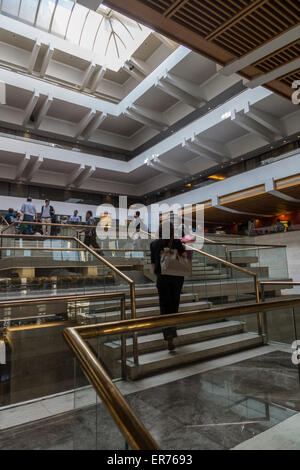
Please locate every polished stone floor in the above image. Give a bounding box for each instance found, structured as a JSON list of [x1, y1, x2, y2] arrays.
[[0, 350, 299, 450]]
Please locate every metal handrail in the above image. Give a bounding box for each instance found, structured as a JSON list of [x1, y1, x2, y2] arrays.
[[184, 243, 262, 335], [63, 295, 300, 450], [0, 291, 126, 308], [259, 280, 299, 303], [0, 232, 138, 364]]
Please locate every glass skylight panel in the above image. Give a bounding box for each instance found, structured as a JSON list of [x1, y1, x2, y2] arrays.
[[0, 0, 152, 71], [36, 0, 56, 31], [65, 3, 87, 44], [19, 0, 39, 25], [51, 0, 73, 37], [80, 10, 101, 50], [1, 0, 21, 17]]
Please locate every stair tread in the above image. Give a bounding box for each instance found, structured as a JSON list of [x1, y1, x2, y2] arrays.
[[135, 300, 211, 314], [126, 332, 262, 367], [105, 320, 244, 349]]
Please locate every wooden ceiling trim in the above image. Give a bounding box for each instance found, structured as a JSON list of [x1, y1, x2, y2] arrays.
[[279, 69, 300, 87], [180, 4, 221, 30], [187, 1, 226, 24], [276, 174, 300, 190], [219, 185, 266, 204], [105, 0, 299, 101], [164, 0, 190, 18], [206, 0, 268, 41], [171, 11, 211, 37], [254, 41, 300, 73], [239, 17, 270, 41], [231, 25, 262, 48], [173, 8, 213, 34]]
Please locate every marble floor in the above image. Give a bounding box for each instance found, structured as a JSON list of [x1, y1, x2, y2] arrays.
[[0, 346, 299, 450]]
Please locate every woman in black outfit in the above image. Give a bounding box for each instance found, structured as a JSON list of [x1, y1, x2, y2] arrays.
[[150, 222, 186, 352]]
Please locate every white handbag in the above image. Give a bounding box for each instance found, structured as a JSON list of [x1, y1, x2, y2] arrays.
[[160, 248, 192, 277]]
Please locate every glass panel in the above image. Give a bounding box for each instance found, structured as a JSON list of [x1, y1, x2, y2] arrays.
[[80, 10, 101, 50], [73, 332, 126, 450], [36, 0, 56, 31], [19, 0, 39, 24], [51, 0, 73, 37], [65, 3, 87, 44], [1, 0, 21, 17]]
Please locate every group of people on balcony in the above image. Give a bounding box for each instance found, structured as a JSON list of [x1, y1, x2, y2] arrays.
[[3, 198, 98, 242]]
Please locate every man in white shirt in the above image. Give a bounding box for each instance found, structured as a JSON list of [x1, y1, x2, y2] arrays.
[[40, 199, 55, 236], [20, 197, 37, 235], [69, 210, 81, 224]]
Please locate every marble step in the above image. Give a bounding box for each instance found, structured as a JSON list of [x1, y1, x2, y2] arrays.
[[102, 320, 245, 360], [126, 332, 264, 380]]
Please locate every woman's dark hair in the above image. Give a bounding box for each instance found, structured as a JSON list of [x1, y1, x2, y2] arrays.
[[87, 210, 93, 217]]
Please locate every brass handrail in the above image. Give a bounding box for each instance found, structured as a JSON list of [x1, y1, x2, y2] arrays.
[[184, 243, 262, 334], [0, 291, 127, 308], [63, 295, 300, 450], [74, 238, 139, 365], [0, 233, 139, 364], [64, 326, 159, 450]]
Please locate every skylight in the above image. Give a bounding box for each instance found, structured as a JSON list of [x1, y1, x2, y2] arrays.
[[0, 0, 152, 71]]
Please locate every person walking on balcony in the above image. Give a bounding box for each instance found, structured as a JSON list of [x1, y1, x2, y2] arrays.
[[150, 222, 186, 352], [40, 200, 55, 236], [20, 197, 37, 235], [82, 211, 100, 249]]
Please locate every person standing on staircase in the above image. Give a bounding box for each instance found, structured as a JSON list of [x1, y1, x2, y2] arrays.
[[150, 221, 186, 352]]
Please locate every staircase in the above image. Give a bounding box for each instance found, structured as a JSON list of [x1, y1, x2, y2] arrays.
[[91, 249, 289, 379]]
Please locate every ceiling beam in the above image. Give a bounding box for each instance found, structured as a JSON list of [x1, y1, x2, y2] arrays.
[[90, 66, 106, 93], [125, 109, 166, 132], [163, 72, 206, 102], [130, 104, 169, 129], [123, 64, 144, 82], [192, 135, 231, 160], [146, 159, 185, 179], [83, 112, 107, 140], [182, 139, 225, 164], [129, 57, 151, 76], [231, 110, 277, 143], [67, 164, 85, 187], [28, 40, 41, 74], [81, 62, 96, 91], [26, 156, 43, 182], [23, 90, 39, 126], [265, 178, 300, 203], [15, 153, 31, 181], [35, 94, 53, 128], [74, 109, 96, 139], [245, 103, 285, 137], [40, 44, 54, 78], [73, 165, 96, 188], [221, 25, 300, 76], [152, 32, 177, 51], [156, 79, 202, 108]]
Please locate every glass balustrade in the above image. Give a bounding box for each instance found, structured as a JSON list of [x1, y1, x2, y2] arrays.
[[69, 299, 300, 450]]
